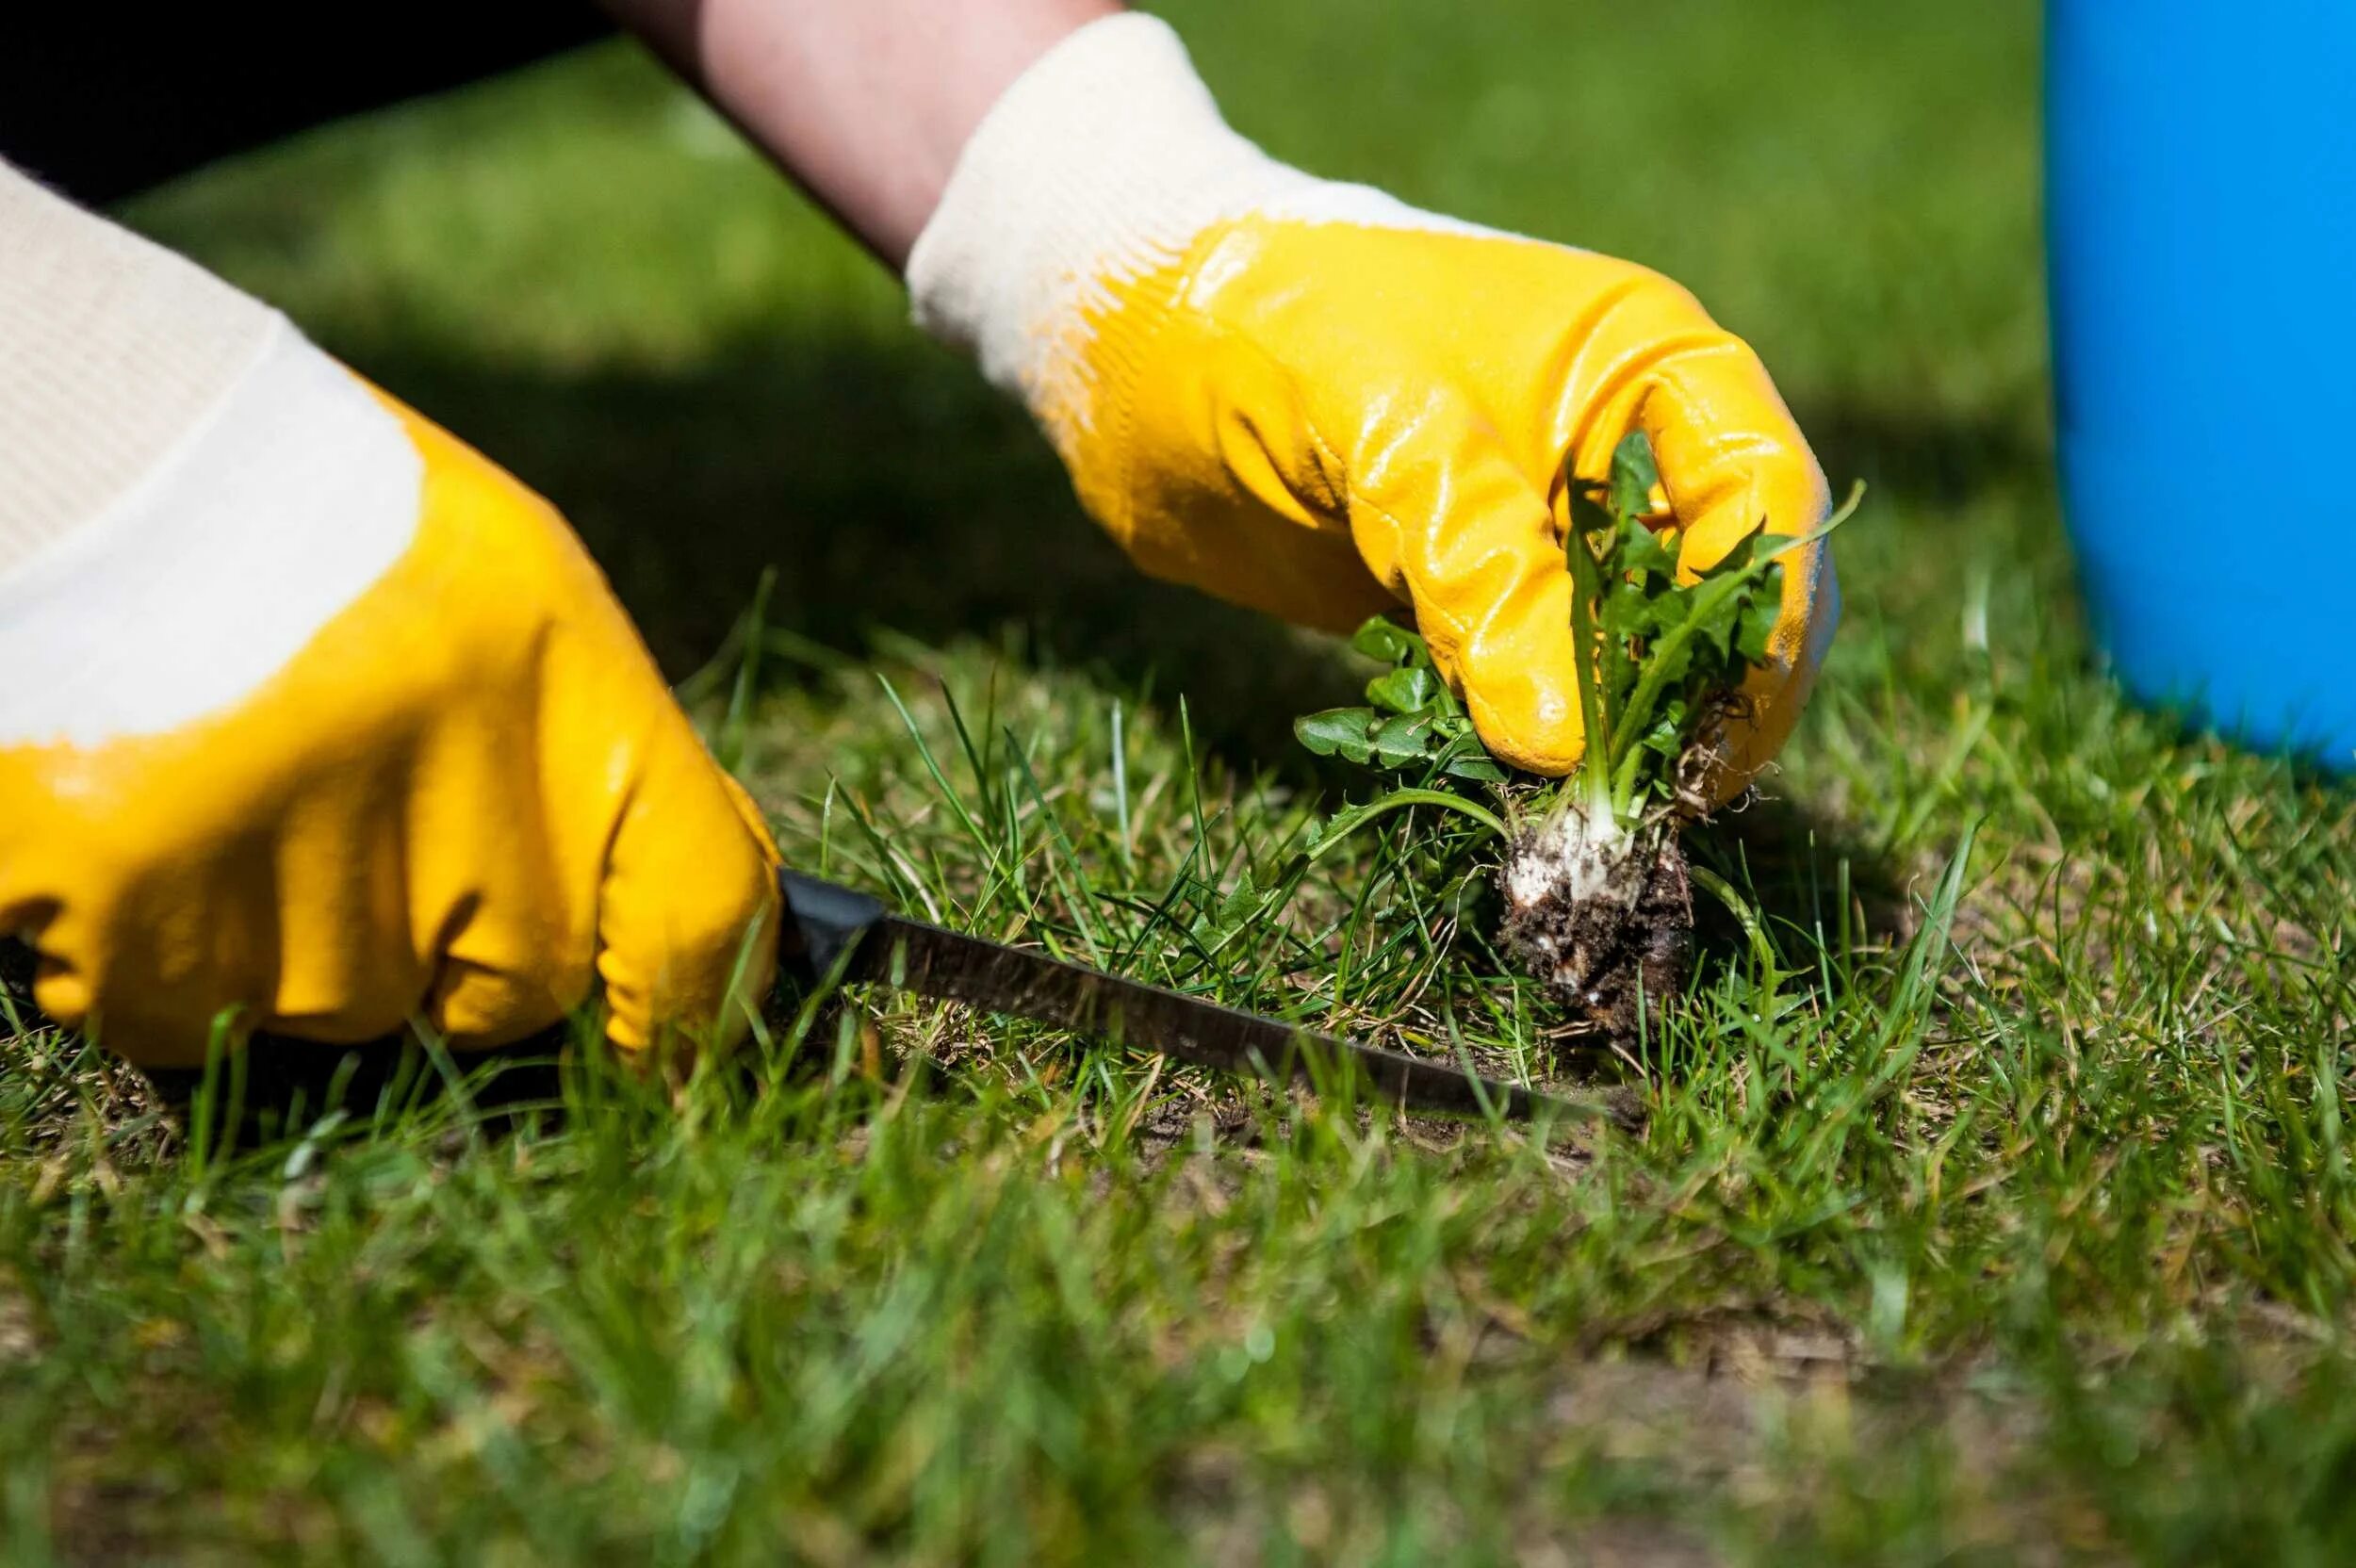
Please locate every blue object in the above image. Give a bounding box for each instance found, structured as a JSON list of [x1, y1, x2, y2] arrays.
[[2046, 0, 2356, 763]]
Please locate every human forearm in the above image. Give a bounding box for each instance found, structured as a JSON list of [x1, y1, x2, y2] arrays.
[[598, 0, 1121, 269]]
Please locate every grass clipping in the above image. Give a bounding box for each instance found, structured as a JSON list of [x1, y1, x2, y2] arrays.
[[1298, 434, 1855, 1034]]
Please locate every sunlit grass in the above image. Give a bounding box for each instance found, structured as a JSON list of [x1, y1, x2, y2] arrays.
[[6, 1, 2352, 1560]]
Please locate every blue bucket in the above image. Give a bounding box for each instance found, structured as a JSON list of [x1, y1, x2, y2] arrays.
[[2046, 0, 2356, 763]]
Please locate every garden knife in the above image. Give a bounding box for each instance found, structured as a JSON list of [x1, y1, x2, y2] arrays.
[[0, 881, 1622, 1125], [777, 870, 1614, 1124]]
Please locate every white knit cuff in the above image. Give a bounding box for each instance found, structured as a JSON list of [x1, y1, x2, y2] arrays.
[[0, 164, 422, 749], [0, 163, 281, 580], [0, 320, 421, 748], [905, 13, 1315, 406]]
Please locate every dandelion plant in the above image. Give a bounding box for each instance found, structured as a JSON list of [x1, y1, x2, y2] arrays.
[[1300, 433, 1858, 1032]]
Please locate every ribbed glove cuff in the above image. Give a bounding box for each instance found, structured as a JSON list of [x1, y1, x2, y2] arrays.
[[905, 15, 1314, 416], [0, 163, 280, 580]]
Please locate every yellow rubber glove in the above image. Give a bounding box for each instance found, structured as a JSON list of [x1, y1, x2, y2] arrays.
[[0, 321, 778, 1069], [909, 15, 1837, 787]]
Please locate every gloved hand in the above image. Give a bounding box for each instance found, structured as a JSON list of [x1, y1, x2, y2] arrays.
[[909, 14, 1837, 788], [0, 205, 778, 1067]]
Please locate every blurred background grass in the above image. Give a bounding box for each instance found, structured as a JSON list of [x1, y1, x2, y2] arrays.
[[122, 0, 2049, 765]]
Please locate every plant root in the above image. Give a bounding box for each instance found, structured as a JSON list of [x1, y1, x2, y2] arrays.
[[1498, 813, 1693, 1036]]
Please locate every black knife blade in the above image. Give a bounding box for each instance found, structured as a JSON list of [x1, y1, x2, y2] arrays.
[[0, 876, 1630, 1128], [778, 871, 1620, 1125]]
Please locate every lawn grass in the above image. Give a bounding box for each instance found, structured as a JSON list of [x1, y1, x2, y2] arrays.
[[8, 0, 2356, 1560]]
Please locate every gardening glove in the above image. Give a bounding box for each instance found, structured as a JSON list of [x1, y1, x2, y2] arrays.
[[908, 14, 1838, 788], [0, 166, 778, 1069]]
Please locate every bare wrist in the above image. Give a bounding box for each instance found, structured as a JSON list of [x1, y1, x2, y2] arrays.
[[603, 0, 1122, 268]]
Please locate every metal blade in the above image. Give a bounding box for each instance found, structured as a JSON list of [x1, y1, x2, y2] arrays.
[[841, 911, 1612, 1124]]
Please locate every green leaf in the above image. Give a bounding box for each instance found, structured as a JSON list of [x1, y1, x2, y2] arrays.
[[1641, 705, 1686, 758], [1647, 635, 1701, 702], [1301, 462, 1861, 818], [1369, 712, 1441, 767], [1735, 567, 1784, 665], [1365, 665, 1438, 715], [1442, 753, 1509, 783], [1610, 432, 1661, 524], [1617, 520, 1679, 582], [1218, 871, 1260, 928], [1697, 530, 1759, 580], [1349, 616, 1424, 667], [1605, 559, 1761, 765], [1696, 591, 1745, 664], [1294, 708, 1380, 764], [1568, 490, 1620, 567], [1562, 483, 1619, 813], [1598, 574, 1676, 644]]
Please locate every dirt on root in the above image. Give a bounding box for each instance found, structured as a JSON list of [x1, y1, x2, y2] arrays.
[[1501, 825, 1694, 1037]]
